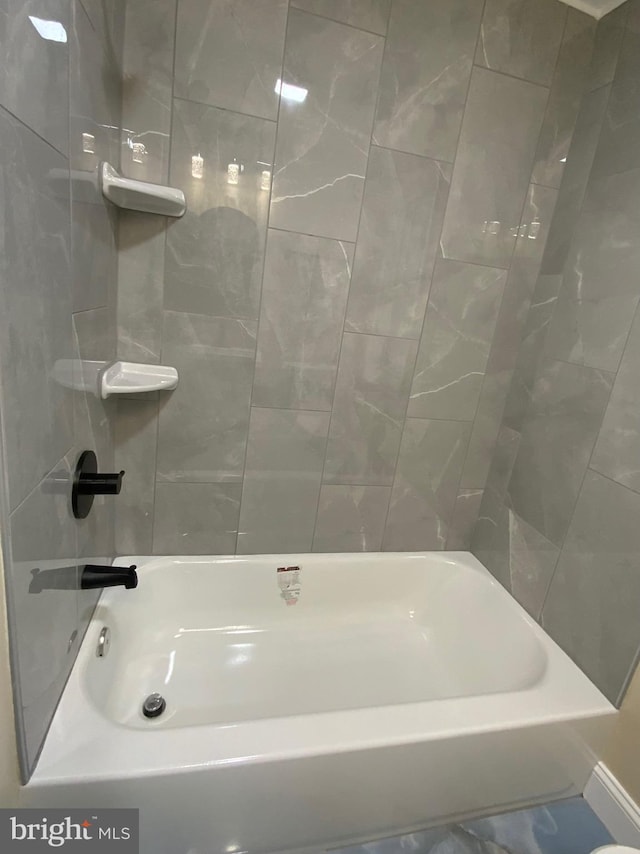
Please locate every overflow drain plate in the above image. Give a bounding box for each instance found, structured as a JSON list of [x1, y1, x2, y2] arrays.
[[142, 693, 166, 719]]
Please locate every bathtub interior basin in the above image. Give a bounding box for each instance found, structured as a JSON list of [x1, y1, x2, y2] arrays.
[[92, 552, 548, 729]]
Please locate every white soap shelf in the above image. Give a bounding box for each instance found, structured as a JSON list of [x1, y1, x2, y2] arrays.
[[100, 162, 186, 217], [100, 362, 179, 399]]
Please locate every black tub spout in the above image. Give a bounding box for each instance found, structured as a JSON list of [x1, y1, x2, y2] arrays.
[[81, 564, 138, 590]]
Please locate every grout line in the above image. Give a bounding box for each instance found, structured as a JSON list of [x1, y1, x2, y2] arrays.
[[368, 141, 455, 166], [171, 94, 278, 126], [268, 224, 356, 244], [234, 0, 291, 555], [288, 4, 389, 38]]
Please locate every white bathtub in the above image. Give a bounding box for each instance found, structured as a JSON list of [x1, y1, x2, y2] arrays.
[[25, 552, 615, 854]]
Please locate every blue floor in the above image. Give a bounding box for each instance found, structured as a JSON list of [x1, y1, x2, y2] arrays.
[[335, 797, 613, 854]]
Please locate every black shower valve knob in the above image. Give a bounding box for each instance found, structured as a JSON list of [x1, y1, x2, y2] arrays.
[[72, 450, 125, 519]]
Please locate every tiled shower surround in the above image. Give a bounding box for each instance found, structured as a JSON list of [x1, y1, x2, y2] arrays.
[[116, 0, 600, 557], [473, 0, 640, 706]]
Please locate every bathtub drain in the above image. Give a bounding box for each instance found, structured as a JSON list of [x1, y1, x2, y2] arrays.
[[142, 693, 166, 719]]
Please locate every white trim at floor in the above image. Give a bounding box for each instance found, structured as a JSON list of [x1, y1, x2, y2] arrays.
[[585, 762, 640, 847]]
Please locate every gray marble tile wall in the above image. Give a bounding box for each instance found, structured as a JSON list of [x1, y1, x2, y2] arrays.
[[0, 1, 123, 777], [115, 0, 596, 559], [472, 0, 640, 706]]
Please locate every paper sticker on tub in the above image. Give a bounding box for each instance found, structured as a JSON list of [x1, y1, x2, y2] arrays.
[[277, 566, 301, 606]]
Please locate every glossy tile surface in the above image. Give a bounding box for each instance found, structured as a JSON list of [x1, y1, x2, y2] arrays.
[[446, 489, 483, 550], [157, 312, 256, 482], [270, 10, 383, 241], [345, 147, 451, 339], [237, 408, 329, 554], [173, 0, 288, 121], [253, 230, 352, 410], [475, 0, 566, 87], [323, 333, 417, 486], [0, 0, 69, 154], [312, 485, 390, 553], [165, 99, 276, 321], [439, 68, 548, 268], [408, 260, 506, 422], [543, 470, 640, 704], [373, 0, 483, 162], [291, 0, 390, 34], [153, 483, 242, 555]]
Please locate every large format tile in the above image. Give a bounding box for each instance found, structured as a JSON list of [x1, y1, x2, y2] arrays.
[[323, 333, 417, 486], [0, 0, 69, 154], [439, 68, 548, 268], [252, 230, 352, 411], [475, 0, 566, 87], [507, 510, 559, 620], [153, 482, 242, 555], [0, 108, 73, 510], [9, 456, 79, 773], [408, 260, 506, 422], [69, 0, 120, 313], [508, 360, 613, 547], [588, 2, 628, 91], [383, 419, 471, 551], [591, 308, 640, 493], [312, 485, 390, 553], [269, 10, 383, 241], [373, 0, 483, 163], [531, 9, 596, 189], [344, 147, 451, 339], [121, 0, 176, 183], [460, 184, 559, 486], [156, 312, 256, 483], [165, 99, 276, 320], [291, 0, 390, 34], [173, 0, 288, 121], [115, 398, 159, 556], [545, 168, 640, 372], [237, 408, 329, 554], [117, 212, 166, 364], [446, 489, 483, 550], [542, 470, 640, 705], [78, 0, 124, 72]]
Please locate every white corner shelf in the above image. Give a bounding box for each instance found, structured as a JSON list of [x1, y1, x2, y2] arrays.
[[100, 362, 179, 399], [100, 162, 186, 217]]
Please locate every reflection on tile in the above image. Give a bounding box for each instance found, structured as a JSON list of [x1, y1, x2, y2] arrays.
[[591, 308, 640, 493], [588, 2, 628, 91], [156, 312, 256, 483], [540, 85, 611, 277], [174, 0, 288, 121], [313, 485, 390, 552], [270, 10, 383, 241], [447, 489, 483, 550], [545, 168, 640, 372], [237, 408, 329, 554], [373, 0, 483, 162], [543, 470, 640, 705], [253, 229, 352, 410], [115, 398, 159, 556], [408, 260, 506, 421], [165, 99, 276, 320], [531, 10, 597, 189], [383, 419, 470, 551], [292, 0, 390, 34], [117, 212, 166, 363], [507, 510, 559, 619], [9, 456, 78, 773], [323, 333, 417, 486], [70, 0, 120, 313], [153, 482, 241, 555], [121, 0, 176, 183], [345, 147, 451, 339], [475, 0, 566, 87], [508, 360, 613, 547], [439, 68, 548, 268], [0, 0, 69, 154], [336, 797, 612, 854], [0, 109, 73, 510]]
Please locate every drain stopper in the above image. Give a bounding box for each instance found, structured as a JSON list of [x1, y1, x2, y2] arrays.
[[142, 693, 166, 719]]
